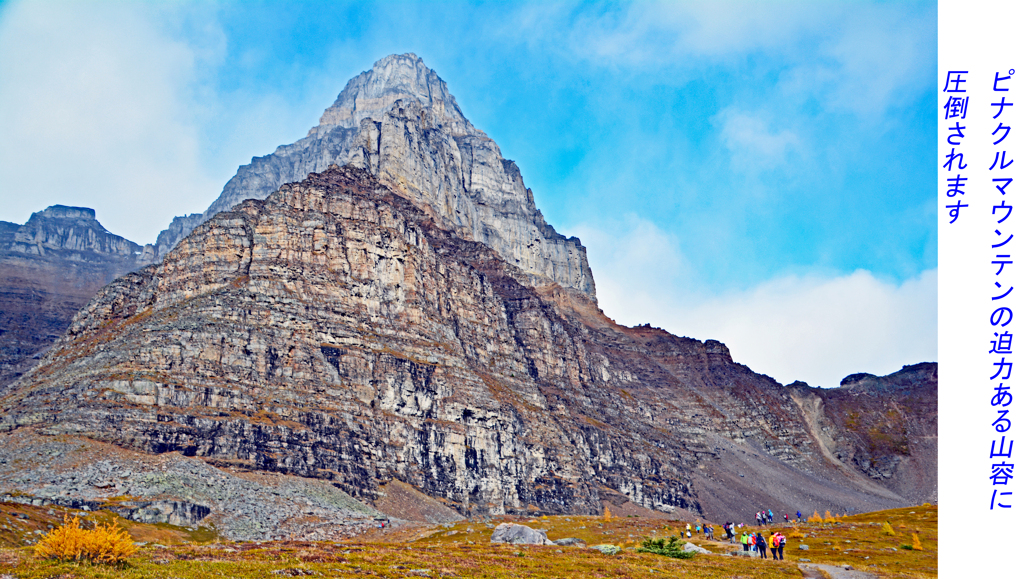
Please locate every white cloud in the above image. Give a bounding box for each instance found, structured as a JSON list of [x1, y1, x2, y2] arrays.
[[717, 108, 801, 170], [0, 1, 225, 243], [572, 218, 936, 388]]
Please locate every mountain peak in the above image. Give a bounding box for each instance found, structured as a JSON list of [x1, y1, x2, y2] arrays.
[[38, 205, 97, 221], [314, 53, 475, 136], [156, 53, 596, 300]]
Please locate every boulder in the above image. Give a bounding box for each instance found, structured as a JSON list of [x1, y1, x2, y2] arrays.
[[553, 537, 586, 547], [591, 544, 621, 555], [799, 544, 810, 550], [489, 523, 554, 545], [683, 542, 711, 554]]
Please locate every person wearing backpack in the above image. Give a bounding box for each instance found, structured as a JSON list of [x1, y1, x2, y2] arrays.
[[755, 532, 768, 558], [770, 532, 780, 559], [740, 531, 749, 552], [777, 532, 787, 560]]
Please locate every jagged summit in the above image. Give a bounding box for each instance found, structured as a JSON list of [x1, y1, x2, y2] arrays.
[[12, 205, 141, 257], [37, 205, 96, 220], [154, 53, 597, 299], [313, 53, 476, 137], [0, 205, 151, 389]]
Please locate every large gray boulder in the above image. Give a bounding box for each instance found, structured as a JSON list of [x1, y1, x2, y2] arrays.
[[683, 542, 711, 554], [489, 523, 554, 545]]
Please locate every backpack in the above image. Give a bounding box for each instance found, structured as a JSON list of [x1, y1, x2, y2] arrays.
[[780, 535, 787, 546], [772, 534, 780, 547], [757, 535, 766, 548]]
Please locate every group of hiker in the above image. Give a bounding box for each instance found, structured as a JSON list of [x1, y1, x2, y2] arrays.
[[678, 509, 801, 562], [739, 530, 787, 559], [757, 508, 802, 520]]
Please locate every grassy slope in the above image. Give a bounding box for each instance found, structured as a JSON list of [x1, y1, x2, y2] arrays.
[[0, 503, 937, 578]]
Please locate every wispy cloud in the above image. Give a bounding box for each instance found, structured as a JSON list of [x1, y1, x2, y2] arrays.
[[716, 108, 801, 171], [510, 1, 935, 120]]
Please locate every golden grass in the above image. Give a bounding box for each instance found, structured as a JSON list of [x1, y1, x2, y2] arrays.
[[0, 504, 939, 578]]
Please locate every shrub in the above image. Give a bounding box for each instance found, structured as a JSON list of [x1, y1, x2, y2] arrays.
[[35, 515, 138, 564], [900, 544, 914, 550], [824, 510, 836, 523], [911, 533, 923, 551], [603, 506, 612, 522], [637, 536, 696, 559], [807, 511, 824, 523], [881, 522, 896, 536], [790, 530, 805, 539]]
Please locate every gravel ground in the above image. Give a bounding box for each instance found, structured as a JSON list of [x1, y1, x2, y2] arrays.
[[0, 429, 382, 540]]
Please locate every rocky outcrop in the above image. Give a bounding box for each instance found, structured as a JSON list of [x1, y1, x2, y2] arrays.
[[154, 53, 596, 299], [2, 167, 935, 524], [0, 206, 151, 389]]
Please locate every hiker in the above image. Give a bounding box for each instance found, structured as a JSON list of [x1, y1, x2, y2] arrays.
[[768, 510, 774, 523], [784, 513, 789, 523], [686, 523, 692, 538], [796, 510, 802, 521], [770, 532, 780, 559], [777, 532, 787, 560], [755, 532, 768, 558], [755, 511, 761, 526], [705, 524, 712, 540], [740, 531, 749, 551]]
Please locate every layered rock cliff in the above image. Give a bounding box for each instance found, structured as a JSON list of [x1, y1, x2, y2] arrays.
[[155, 53, 596, 299], [2, 168, 934, 525], [0, 206, 151, 389]]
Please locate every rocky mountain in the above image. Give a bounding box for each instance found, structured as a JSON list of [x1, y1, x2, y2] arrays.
[[0, 206, 152, 389], [0, 54, 935, 536], [1, 167, 936, 535], [154, 53, 595, 300]]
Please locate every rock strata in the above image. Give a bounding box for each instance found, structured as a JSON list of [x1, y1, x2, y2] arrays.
[[154, 53, 596, 299], [2, 166, 936, 525]]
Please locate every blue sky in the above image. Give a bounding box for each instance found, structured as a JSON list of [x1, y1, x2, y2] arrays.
[[0, 1, 937, 387]]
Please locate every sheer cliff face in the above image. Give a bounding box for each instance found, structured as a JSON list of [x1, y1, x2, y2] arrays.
[[156, 53, 596, 300], [0, 206, 151, 389], [3, 168, 933, 519]]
